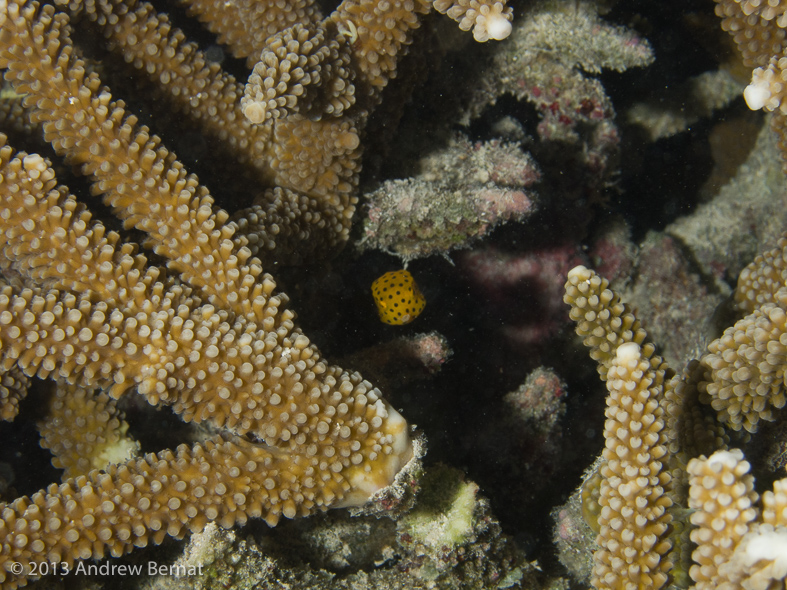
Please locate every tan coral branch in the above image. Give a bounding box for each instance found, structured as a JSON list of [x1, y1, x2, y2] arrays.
[[592, 342, 673, 590]]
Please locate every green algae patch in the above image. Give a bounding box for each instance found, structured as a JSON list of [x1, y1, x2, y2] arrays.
[[398, 464, 479, 550]]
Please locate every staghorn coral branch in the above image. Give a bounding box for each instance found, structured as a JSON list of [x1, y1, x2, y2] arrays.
[[178, 0, 324, 67], [52, 0, 360, 265], [0, 140, 411, 481], [241, 22, 356, 124], [698, 231, 787, 433], [687, 449, 760, 590], [54, 0, 278, 186], [0, 144, 155, 305], [565, 256, 787, 589], [0, 366, 29, 421], [0, 1, 275, 317], [592, 342, 673, 590], [0, 90, 411, 590], [432, 0, 512, 42], [242, 0, 513, 121], [716, 0, 787, 111], [0, 187, 412, 584], [565, 267, 676, 590], [0, 435, 361, 582], [229, 186, 350, 265], [687, 449, 787, 589], [327, 0, 430, 96], [699, 289, 787, 433], [563, 265, 662, 382], [715, 0, 787, 70], [0, 2, 413, 585], [37, 384, 140, 480], [564, 266, 734, 590], [736, 231, 787, 313], [715, 0, 787, 171]]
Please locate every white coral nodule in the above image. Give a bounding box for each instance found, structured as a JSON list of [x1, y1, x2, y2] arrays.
[[473, 3, 512, 42], [480, 12, 512, 41], [743, 68, 776, 111]]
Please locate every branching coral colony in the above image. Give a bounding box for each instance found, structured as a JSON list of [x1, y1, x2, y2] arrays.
[[558, 1, 787, 588], [565, 265, 787, 590], [0, 0, 513, 585]]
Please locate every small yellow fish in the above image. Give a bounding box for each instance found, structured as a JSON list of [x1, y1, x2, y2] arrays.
[[371, 270, 426, 325]]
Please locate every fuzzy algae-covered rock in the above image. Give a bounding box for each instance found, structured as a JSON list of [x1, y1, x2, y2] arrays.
[[359, 135, 539, 261], [667, 119, 787, 286], [398, 465, 480, 561]]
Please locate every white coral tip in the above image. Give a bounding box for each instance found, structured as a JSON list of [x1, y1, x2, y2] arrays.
[[243, 100, 267, 124], [567, 265, 591, 281], [743, 527, 787, 570], [616, 342, 640, 364], [706, 449, 744, 470], [743, 76, 771, 111], [485, 14, 512, 40]]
